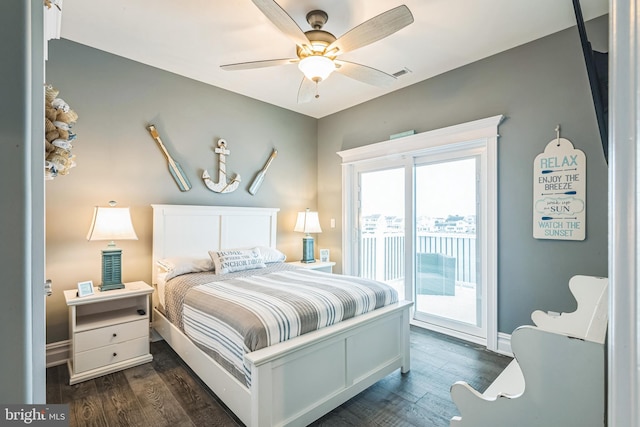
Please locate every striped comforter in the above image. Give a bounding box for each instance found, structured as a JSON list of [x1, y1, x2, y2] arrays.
[[163, 264, 398, 386]]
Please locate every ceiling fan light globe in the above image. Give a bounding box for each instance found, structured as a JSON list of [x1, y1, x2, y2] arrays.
[[298, 56, 335, 82]]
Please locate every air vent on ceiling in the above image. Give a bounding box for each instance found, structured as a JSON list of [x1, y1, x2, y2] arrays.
[[392, 67, 412, 78]]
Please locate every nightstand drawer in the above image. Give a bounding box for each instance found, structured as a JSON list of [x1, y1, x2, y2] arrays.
[[74, 336, 149, 373], [74, 319, 148, 353]]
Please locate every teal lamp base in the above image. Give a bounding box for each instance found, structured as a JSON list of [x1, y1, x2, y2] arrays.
[[100, 283, 125, 292], [301, 236, 316, 263], [100, 248, 125, 291]]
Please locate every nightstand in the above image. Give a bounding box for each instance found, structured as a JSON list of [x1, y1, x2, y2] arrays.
[[287, 260, 336, 273], [64, 281, 154, 385]]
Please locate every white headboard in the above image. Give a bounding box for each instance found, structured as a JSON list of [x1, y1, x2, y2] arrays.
[[151, 204, 279, 285]]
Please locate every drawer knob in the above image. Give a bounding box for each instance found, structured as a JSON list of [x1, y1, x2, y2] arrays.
[[112, 333, 117, 337], [113, 352, 117, 357]]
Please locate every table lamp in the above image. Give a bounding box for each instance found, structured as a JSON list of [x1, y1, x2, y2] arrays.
[[294, 208, 322, 263], [86, 201, 138, 291]]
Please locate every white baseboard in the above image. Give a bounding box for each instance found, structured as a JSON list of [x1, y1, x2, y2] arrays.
[[496, 332, 513, 356], [410, 319, 487, 347], [46, 340, 70, 368], [410, 319, 514, 358]]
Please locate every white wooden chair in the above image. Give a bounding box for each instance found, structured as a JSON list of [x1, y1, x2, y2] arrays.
[[450, 275, 608, 427]]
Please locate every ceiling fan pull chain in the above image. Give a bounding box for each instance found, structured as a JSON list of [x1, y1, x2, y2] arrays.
[[315, 81, 320, 99]]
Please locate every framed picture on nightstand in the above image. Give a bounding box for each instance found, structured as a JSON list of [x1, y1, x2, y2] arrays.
[[77, 280, 94, 297], [319, 249, 330, 262]]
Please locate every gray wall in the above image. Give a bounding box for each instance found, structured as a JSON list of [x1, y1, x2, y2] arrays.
[[317, 16, 609, 334], [45, 40, 317, 343]]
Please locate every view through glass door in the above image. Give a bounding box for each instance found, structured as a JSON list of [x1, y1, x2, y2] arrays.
[[359, 167, 406, 300], [414, 157, 484, 338]]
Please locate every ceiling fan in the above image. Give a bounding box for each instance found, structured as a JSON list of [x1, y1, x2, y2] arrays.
[[221, 0, 414, 103]]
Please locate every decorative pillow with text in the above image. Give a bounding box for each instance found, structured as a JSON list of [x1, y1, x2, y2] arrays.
[[208, 248, 266, 274]]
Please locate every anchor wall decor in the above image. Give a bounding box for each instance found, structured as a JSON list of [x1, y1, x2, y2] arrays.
[[202, 138, 241, 193]]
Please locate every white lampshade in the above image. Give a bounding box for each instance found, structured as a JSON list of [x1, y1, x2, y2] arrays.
[[294, 209, 322, 234], [298, 56, 336, 82], [87, 205, 138, 242]]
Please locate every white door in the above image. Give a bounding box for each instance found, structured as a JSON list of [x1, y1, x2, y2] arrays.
[[609, 1, 640, 424], [0, 0, 46, 403], [32, 0, 47, 402]]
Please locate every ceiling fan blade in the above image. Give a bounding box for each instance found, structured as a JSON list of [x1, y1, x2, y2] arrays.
[[252, 0, 311, 50], [325, 5, 414, 55], [220, 58, 298, 71], [334, 60, 397, 86], [297, 77, 317, 104]]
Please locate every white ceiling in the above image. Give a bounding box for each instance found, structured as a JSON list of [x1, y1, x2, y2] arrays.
[[59, 0, 608, 119]]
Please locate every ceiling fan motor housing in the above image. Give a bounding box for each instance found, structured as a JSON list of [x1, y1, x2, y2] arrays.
[[306, 10, 328, 29], [298, 30, 337, 57]]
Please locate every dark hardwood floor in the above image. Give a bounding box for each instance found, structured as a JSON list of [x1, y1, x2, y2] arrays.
[[46, 326, 512, 427]]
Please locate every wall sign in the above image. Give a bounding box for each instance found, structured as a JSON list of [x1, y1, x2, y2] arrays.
[[533, 134, 586, 240]]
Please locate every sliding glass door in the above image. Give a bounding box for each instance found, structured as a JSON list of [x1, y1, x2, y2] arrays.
[[356, 155, 485, 340], [413, 156, 484, 338], [339, 116, 500, 347]]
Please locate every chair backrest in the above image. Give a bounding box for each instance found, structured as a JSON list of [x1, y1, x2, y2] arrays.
[[531, 275, 608, 344]]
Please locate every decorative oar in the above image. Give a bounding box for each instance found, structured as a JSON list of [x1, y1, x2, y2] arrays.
[[249, 149, 277, 195], [147, 125, 192, 192]]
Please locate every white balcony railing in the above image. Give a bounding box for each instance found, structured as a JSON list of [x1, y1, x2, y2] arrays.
[[360, 232, 477, 283]]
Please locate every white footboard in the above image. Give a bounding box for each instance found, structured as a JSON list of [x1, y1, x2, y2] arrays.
[[247, 301, 412, 427], [154, 300, 412, 427]]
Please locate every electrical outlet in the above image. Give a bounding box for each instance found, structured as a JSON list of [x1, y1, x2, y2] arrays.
[[330, 218, 336, 228]]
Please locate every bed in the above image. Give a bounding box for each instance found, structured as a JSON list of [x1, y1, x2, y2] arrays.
[[150, 204, 413, 427]]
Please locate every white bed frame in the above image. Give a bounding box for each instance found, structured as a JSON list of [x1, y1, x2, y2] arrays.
[[150, 204, 413, 427]]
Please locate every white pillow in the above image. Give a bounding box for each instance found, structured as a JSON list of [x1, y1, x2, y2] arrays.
[[256, 246, 286, 263], [156, 257, 214, 281], [209, 248, 266, 274]]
